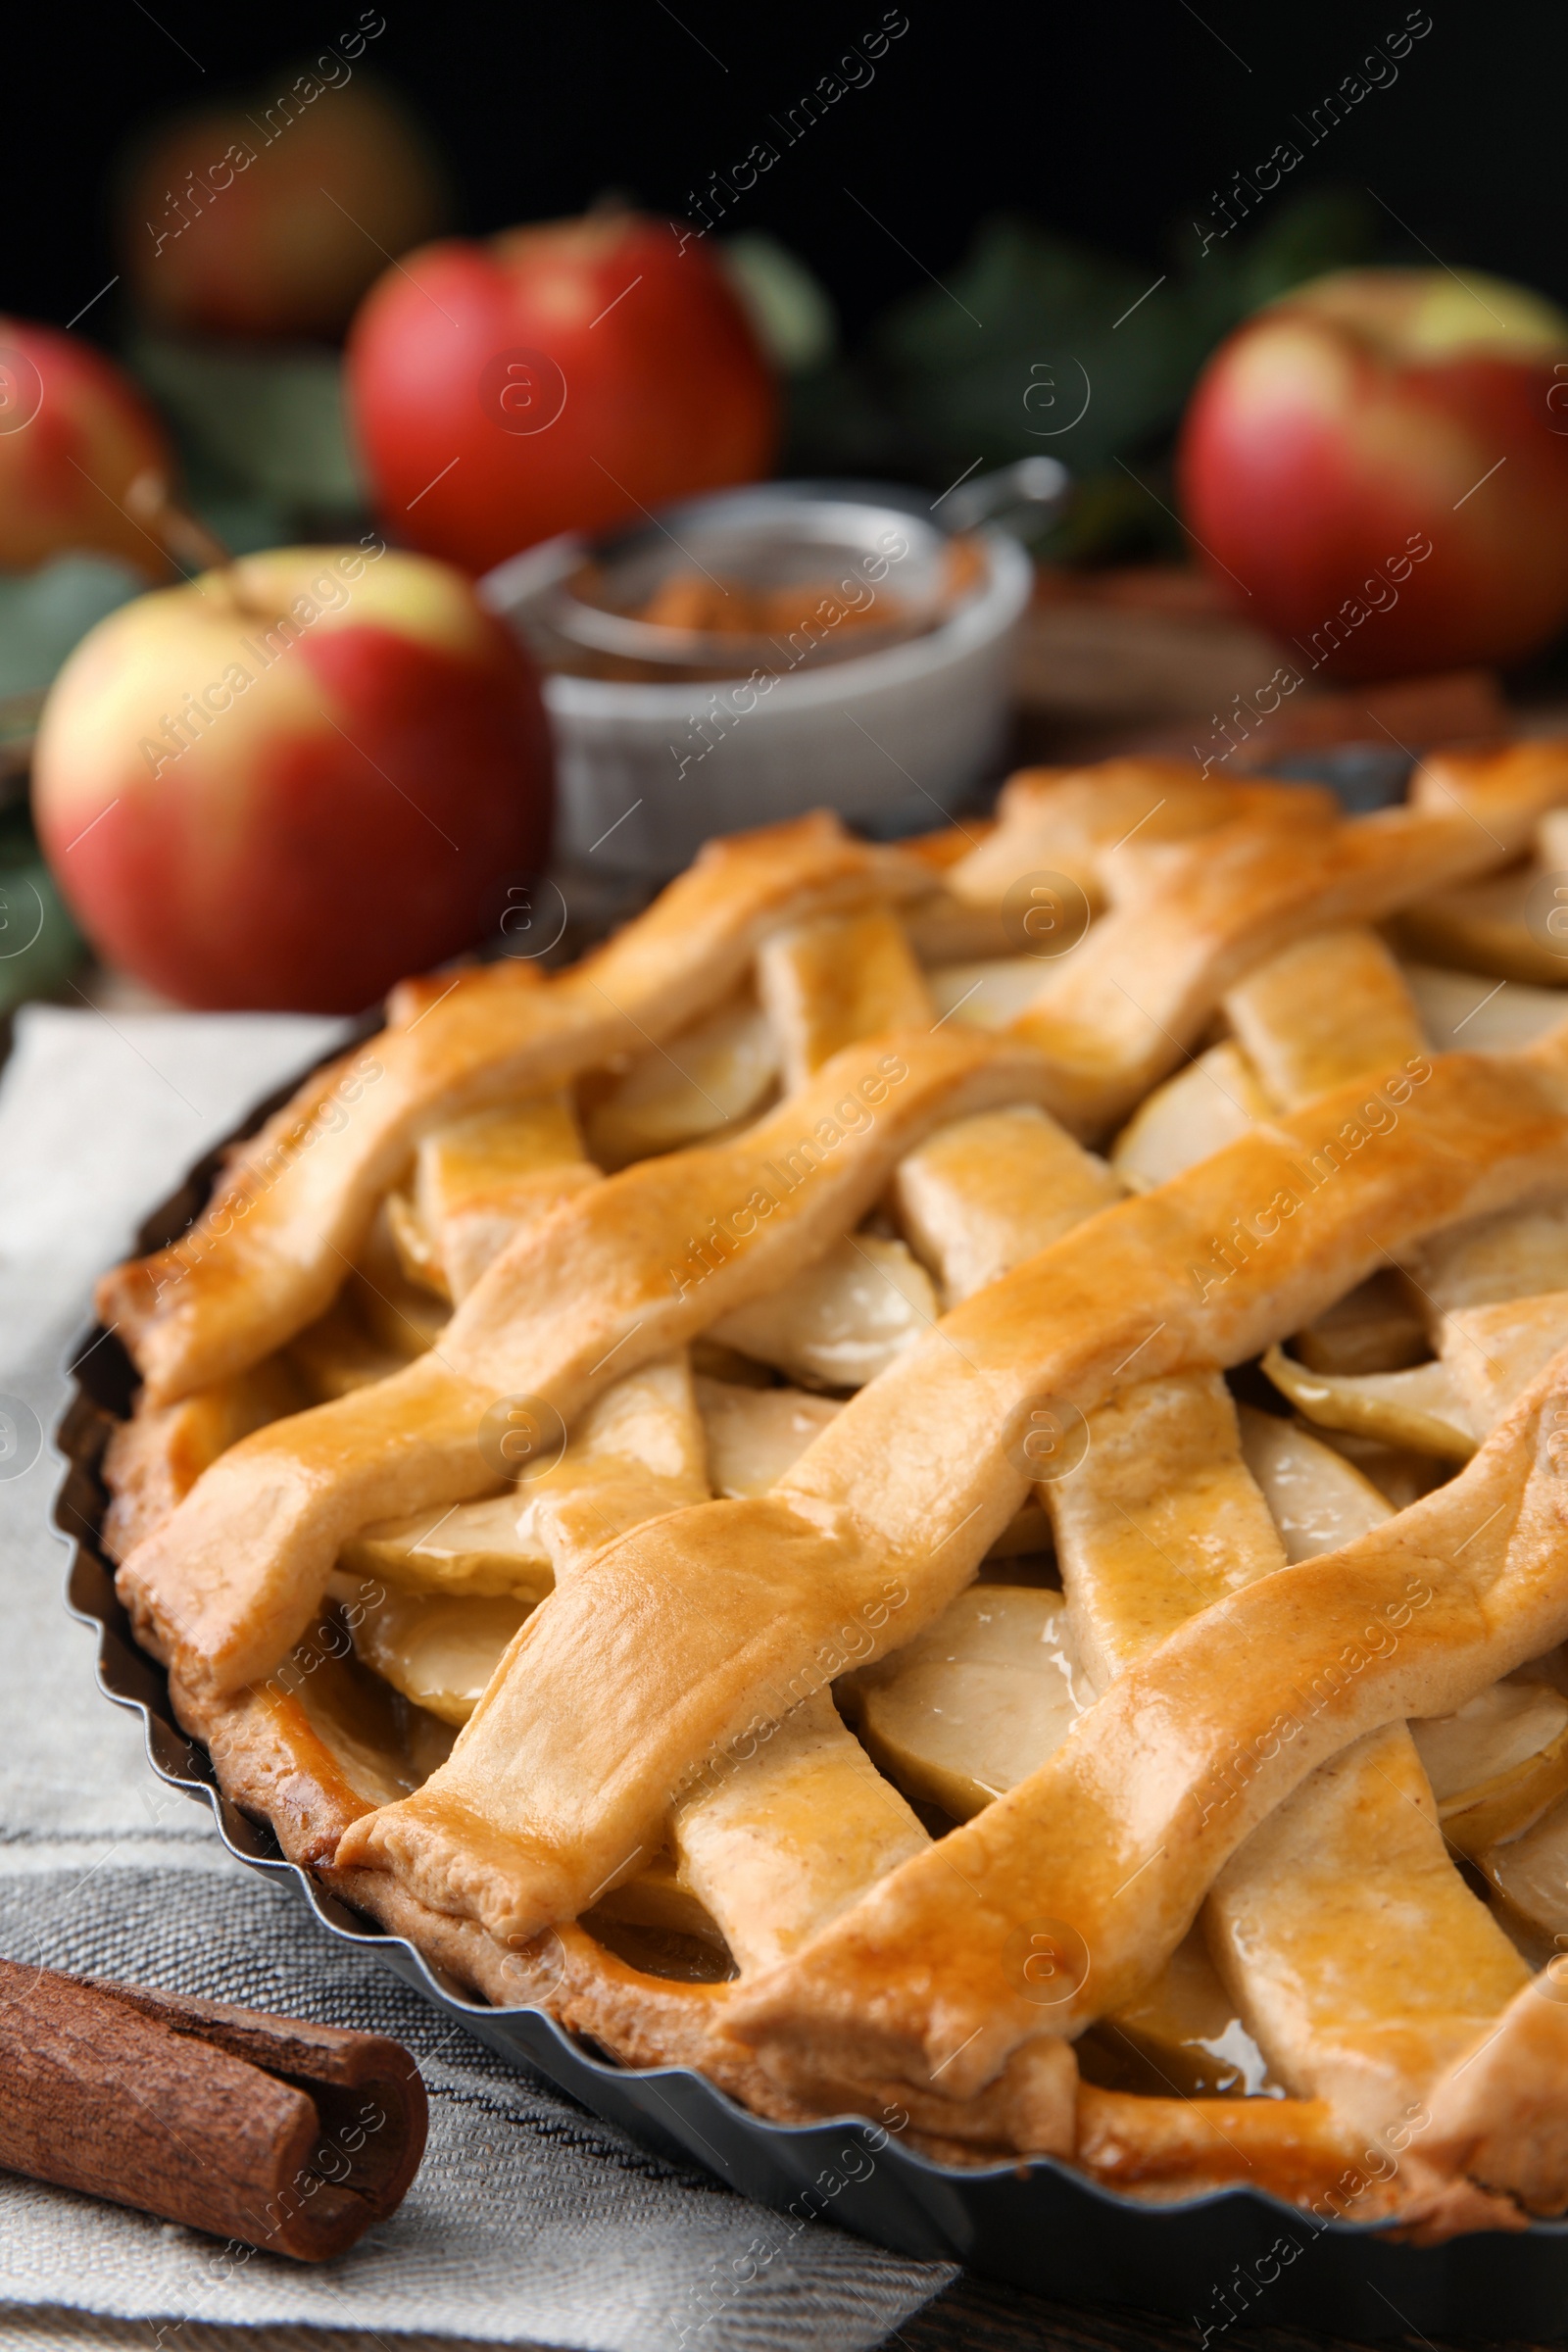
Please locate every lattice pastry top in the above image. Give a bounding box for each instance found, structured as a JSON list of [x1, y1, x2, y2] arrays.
[[98, 743, 1568, 2237]]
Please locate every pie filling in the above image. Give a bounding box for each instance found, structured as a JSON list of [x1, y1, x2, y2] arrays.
[[96, 746, 1568, 2235]]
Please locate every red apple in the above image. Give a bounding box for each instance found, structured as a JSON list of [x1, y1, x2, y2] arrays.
[[346, 210, 778, 573], [120, 81, 448, 340], [1177, 268, 1568, 677], [0, 319, 174, 575], [32, 543, 553, 1011]]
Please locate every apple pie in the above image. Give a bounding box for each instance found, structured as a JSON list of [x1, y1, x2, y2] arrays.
[[96, 743, 1568, 2238]]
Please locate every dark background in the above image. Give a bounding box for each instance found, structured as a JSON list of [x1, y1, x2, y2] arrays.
[[11, 2, 1560, 344]]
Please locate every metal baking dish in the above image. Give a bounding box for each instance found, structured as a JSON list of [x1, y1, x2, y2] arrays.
[[52, 1037, 1568, 2336]]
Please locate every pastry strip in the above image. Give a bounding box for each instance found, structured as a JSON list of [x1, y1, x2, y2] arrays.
[[665, 1102, 1122, 1997], [725, 1354, 1568, 2104], [1107, 922, 1426, 1190], [892, 1104, 1122, 1302], [1205, 1725, 1530, 2143], [1005, 762, 1568, 1134], [670, 1690, 929, 1973], [1050, 1370, 1288, 1692], [336, 1033, 1568, 1940], [584, 997, 779, 1172], [1051, 1366, 1527, 2151], [101, 1358, 308, 1563], [757, 906, 933, 1090], [1041, 931, 1535, 2159], [516, 1354, 709, 1578], [1222, 929, 1426, 1112], [103, 751, 1568, 1400], [945, 761, 1338, 912], [407, 1095, 599, 1299], [119, 1026, 1065, 1691], [102, 813, 924, 1401]]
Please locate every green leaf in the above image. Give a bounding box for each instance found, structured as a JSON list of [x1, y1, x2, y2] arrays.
[[127, 329, 367, 521], [0, 809, 82, 1013], [781, 356, 906, 475], [1231, 188, 1380, 316], [0, 555, 144, 700], [867, 214, 1210, 479], [779, 192, 1385, 559], [719, 232, 838, 372]]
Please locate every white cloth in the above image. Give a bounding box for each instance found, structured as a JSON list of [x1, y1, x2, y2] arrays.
[[0, 1006, 952, 2349]]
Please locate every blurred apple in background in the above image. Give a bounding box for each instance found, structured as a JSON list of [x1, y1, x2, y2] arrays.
[[0, 322, 174, 575], [347, 209, 778, 573], [32, 546, 552, 1011], [120, 80, 448, 342], [1177, 268, 1568, 677]]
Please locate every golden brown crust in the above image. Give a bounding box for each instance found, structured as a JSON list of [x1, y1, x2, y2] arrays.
[[1075, 2085, 1526, 2238], [1421, 1976, 1568, 2214], [172, 1664, 1077, 2158], [163, 1643, 1557, 2226], [102, 1360, 310, 1561], [102, 814, 930, 1404], [172, 1672, 378, 1872], [1075, 2083, 1382, 2209], [342, 1037, 1568, 1950], [115, 1026, 1072, 1696], [946, 760, 1340, 914], [1010, 782, 1568, 1132], [102, 755, 1568, 1402], [727, 1358, 1568, 2109], [87, 756, 1568, 2240]]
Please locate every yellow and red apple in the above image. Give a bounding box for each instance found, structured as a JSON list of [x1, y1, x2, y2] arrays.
[[346, 209, 777, 573], [0, 319, 174, 575], [120, 81, 448, 341], [32, 544, 553, 1011], [1177, 268, 1568, 676]]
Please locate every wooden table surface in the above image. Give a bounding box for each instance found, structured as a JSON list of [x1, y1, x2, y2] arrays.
[[890, 2268, 1525, 2350]]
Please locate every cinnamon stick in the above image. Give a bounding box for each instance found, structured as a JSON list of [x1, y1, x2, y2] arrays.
[[0, 1961, 427, 2259]]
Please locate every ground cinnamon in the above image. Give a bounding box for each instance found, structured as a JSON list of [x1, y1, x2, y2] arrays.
[[0, 1961, 427, 2259], [634, 571, 902, 640]]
